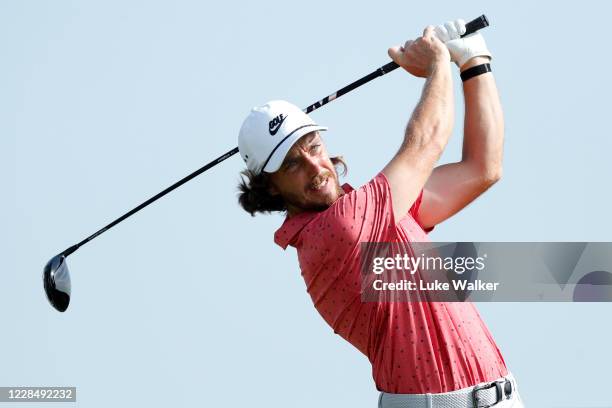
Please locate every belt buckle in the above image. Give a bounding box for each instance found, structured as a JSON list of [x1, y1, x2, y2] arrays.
[[472, 379, 509, 408]]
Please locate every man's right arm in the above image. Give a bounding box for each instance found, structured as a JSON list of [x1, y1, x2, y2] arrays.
[[383, 27, 454, 222]]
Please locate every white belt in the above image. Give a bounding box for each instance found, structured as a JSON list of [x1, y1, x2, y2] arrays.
[[379, 373, 518, 408]]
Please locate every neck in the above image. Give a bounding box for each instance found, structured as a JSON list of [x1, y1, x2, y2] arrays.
[[286, 189, 346, 218], [286, 205, 304, 218]]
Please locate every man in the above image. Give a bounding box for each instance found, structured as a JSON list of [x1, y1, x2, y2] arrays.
[[237, 20, 524, 407]]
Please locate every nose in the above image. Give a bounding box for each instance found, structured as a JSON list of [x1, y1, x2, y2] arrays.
[[302, 154, 324, 176]]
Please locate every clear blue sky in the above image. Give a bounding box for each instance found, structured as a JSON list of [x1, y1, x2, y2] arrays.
[[3, 1, 612, 406]]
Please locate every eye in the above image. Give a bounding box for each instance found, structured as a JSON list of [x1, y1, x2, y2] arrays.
[[283, 159, 298, 171], [309, 144, 321, 154]]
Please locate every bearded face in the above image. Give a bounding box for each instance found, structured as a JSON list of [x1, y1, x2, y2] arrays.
[[268, 132, 344, 215]]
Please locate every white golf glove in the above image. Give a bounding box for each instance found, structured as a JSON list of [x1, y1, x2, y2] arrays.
[[434, 19, 491, 69]]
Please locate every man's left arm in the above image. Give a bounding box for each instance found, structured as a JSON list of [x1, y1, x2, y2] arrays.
[[418, 55, 504, 230]]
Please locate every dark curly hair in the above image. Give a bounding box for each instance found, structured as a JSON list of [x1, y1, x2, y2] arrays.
[[237, 157, 347, 216]]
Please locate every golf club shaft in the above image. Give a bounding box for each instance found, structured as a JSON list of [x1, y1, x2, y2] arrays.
[[304, 14, 489, 113], [61, 14, 489, 257]]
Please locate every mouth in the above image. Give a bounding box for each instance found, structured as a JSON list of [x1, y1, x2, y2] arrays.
[[309, 175, 330, 192]]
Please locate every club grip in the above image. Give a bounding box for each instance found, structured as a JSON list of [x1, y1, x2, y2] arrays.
[[380, 14, 489, 73], [462, 14, 489, 37]]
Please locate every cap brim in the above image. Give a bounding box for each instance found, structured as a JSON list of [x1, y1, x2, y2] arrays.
[[262, 125, 328, 173]]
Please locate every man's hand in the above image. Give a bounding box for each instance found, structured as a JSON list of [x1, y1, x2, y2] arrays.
[[434, 19, 491, 69], [388, 26, 450, 78]]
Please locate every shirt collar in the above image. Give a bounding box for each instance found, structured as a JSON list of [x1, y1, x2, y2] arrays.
[[274, 183, 353, 249]]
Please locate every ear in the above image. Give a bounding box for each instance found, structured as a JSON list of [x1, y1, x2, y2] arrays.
[[267, 178, 280, 196]]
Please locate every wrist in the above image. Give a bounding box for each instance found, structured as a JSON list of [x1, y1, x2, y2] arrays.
[[460, 56, 491, 72], [429, 55, 451, 75], [460, 62, 491, 83]]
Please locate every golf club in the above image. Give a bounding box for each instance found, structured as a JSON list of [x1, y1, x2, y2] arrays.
[[43, 15, 490, 312]]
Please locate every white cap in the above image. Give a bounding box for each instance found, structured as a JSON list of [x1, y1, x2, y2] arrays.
[[238, 100, 328, 174]]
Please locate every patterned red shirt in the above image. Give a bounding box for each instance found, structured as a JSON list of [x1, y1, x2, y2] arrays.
[[274, 172, 508, 393]]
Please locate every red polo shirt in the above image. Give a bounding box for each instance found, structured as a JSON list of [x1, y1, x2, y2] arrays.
[[274, 172, 508, 393]]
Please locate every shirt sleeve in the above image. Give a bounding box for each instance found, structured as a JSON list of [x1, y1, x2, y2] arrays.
[[408, 189, 434, 234], [319, 172, 433, 241], [326, 172, 398, 243], [374, 172, 434, 234]]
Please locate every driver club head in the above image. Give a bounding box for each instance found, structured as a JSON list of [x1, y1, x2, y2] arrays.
[[43, 254, 71, 312]]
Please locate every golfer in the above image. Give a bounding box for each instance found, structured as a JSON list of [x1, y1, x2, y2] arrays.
[[238, 20, 524, 408]]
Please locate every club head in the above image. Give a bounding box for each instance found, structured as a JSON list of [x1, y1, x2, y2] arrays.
[[43, 254, 71, 312]]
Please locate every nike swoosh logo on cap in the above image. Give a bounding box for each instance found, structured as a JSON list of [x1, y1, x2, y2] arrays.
[[269, 114, 287, 136]]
